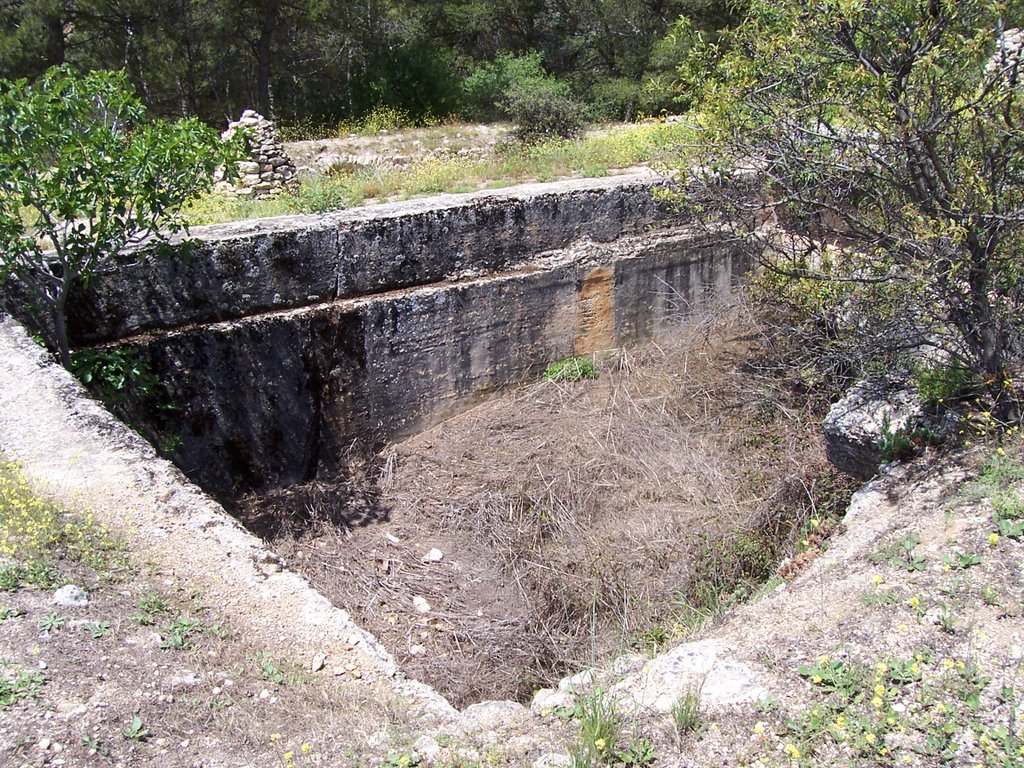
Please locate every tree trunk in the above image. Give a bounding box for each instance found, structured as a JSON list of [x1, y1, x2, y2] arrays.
[[52, 303, 71, 371], [256, 0, 281, 117], [43, 13, 66, 67]]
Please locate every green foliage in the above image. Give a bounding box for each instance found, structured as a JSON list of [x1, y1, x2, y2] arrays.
[[543, 356, 598, 383], [569, 689, 621, 767], [350, 40, 463, 125], [685, 0, 1024, 415], [504, 78, 587, 144], [614, 738, 656, 767], [71, 348, 160, 406], [685, 529, 779, 615], [871, 532, 927, 572], [160, 616, 204, 650], [670, 688, 703, 738], [83, 620, 112, 639], [0, 666, 44, 708], [339, 105, 416, 136], [0, 66, 232, 367], [37, 613, 65, 632], [0, 460, 125, 586], [462, 52, 550, 122], [878, 414, 943, 465], [121, 715, 150, 742], [912, 361, 982, 409]]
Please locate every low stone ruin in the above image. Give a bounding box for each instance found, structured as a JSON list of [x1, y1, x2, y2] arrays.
[[214, 110, 296, 198]]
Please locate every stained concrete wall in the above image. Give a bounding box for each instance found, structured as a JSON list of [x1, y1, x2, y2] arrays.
[[4, 174, 751, 500], [126, 229, 748, 498], [65, 174, 677, 345]]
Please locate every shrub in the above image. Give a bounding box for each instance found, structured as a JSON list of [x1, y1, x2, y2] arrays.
[[912, 361, 982, 409], [504, 78, 587, 144], [462, 52, 549, 122], [338, 105, 413, 136]]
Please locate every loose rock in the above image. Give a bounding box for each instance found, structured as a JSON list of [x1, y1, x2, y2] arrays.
[[52, 585, 88, 607]]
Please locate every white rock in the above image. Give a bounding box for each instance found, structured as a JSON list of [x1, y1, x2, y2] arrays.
[[557, 668, 594, 693], [531, 687, 573, 715], [52, 585, 88, 607], [413, 596, 432, 613], [611, 639, 768, 713], [422, 548, 444, 563], [412, 736, 442, 765], [457, 700, 530, 734]]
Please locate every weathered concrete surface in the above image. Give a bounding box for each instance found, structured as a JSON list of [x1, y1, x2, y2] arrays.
[[65, 173, 677, 345], [2, 174, 750, 499], [125, 229, 748, 497]]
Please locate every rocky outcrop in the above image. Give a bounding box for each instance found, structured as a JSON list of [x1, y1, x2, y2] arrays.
[[822, 379, 924, 479], [214, 110, 296, 198]]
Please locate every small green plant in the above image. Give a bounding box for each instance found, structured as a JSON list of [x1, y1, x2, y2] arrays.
[[670, 687, 704, 738], [83, 620, 112, 639], [878, 413, 943, 464], [38, 613, 65, 632], [0, 606, 24, 622], [938, 604, 956, 634], [543, 356, 599, 383], [614, 738, 656, 767], [861, 589, 899, 608], [569, 689, 621, 767], [121, 715, 150, 742], [992, 488, 1024, 520], [797, 657, 866, 701], [942, 551, 982, 570], [755, 694, 780, 714], [133, 591, 170, 626], [0, 666, 44, 707], [872, 532, 927, 572], [982, 584, 1000, 606], [160, 616, 203, 650], [207, 623, 230, 640], [81, 734, 108, 756], [260, 660, 287, 685]]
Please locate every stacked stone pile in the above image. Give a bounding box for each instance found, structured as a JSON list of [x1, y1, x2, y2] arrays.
[[215, 110, 296, 198]]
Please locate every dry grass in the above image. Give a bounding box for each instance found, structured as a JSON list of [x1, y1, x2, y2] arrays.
[[240, 300, 854, 706]]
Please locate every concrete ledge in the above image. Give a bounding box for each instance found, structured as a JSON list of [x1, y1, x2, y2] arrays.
[[0, 313, 458, 721]]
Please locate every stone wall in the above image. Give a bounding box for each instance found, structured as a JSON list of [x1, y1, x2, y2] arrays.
[[123, 229, 747, 497], [65, 174, 679, 345]]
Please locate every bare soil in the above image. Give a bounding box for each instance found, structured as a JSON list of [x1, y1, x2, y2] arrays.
[[0, 543, 412, 768], [238, 303, 847, 707]]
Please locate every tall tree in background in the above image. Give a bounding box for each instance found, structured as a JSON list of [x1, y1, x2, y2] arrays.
[[0, 0, 743, 124]]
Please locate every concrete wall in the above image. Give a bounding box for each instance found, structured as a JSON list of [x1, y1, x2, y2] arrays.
[[65, 174, 677, 345], [126, 229, 748, 498], [4, 174, 750, 500]]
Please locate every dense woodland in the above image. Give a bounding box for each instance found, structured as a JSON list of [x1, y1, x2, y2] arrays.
[[0, 0, 741, 129]]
